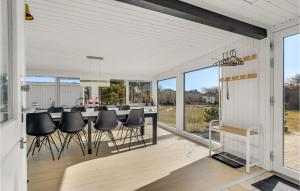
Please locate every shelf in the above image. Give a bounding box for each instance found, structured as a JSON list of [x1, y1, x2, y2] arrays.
[[211, 125, 258, 137]]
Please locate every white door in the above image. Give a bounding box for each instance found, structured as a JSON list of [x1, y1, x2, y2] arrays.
[[273, 25, 300, 180], [0, 0, 27, 190]]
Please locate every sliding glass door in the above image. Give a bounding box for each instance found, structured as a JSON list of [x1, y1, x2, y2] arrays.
[[184, 67, 219, 141], [274, 25, 300, 179]]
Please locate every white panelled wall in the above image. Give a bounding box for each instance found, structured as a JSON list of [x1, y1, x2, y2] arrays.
[[153, 37, 271, 170]]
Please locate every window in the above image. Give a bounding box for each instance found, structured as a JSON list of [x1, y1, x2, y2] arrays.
[[58, 78, 82, 107], [129, 81, 151, 104], [25, 77, 82, 108], [0, 0, 12, 122], [184, 67, 219, 141], [25, 76, 56, 108], [99, 80, 126, 105], [157, 78, 176, 127]]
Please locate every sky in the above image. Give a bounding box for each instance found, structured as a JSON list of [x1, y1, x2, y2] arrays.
[[284, 33, 300, 81], [158, 67, 219, 92]]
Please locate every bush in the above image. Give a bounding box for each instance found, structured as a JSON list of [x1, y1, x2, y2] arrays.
[[203, 106, 219, 123]]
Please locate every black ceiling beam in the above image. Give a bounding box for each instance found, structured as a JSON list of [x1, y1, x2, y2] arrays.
[[115, 0, 267, 40]]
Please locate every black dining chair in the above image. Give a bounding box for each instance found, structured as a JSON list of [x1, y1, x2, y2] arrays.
[[71, 106, 86, 112], [47, 106, 64, 113], [94, 110, 119, 156], [92, 105, 108, 140], [26, 112, 59, 160], [122, 108, 146, 150], [47, 106, 64, 146], [58, 112, 86, 160], [94, 105, 108, 111], [71, 106, 88, 142], [117, 105, 130, 138]]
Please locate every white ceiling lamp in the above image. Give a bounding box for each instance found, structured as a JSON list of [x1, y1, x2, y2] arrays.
[[80, 56, 110, 87]]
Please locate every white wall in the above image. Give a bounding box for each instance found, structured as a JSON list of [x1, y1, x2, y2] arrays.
[[153, 37, 271, 169], [26, 83, 83, 109]]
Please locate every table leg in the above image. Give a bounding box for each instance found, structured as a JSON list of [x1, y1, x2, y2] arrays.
[[152, 114, 157, 144], [88, 119, 92, 154], [141, 125, 144, 135]]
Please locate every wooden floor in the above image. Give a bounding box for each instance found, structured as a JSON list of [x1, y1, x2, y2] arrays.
[[28, 126, 261, 191]]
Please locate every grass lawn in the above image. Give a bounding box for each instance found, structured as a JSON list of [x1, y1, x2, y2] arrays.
[[285, 110, 300, 134], [158, 105, 217, 133]]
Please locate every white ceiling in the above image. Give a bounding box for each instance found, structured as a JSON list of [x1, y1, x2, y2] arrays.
[[25, 0, 299, 78], [182, 0, 299, 28]]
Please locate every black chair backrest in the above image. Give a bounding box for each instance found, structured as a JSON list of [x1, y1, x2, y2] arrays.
[[125, 108, 145, 127], [94, 110, 118, 130], [47, 106, 64, 113], [119, 105, 130, 110], [94, 105, 108, 111], [26, 112, 56, 136], [59, 112, 85, 133], [71, 106, 86, 112]]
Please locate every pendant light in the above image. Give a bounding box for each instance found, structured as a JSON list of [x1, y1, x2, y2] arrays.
[[25, 3, 34, 21]]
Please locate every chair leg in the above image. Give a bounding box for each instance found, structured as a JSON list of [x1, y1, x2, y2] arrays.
[[27, 137, 36, 157], [38, 136, 47, 152], [66, 134, 74, 149], [108, 131, 119, 152], [129, 129, 133, 150], [46, 136, 55, 161], [117, 124, 123, 137], [58, 134, 69, 160], [49, 135, 59, 152], [94, 130, 100, 148], [76, 133, 85, 156], [77, 133, 86, 149], [122, 129, 130, 144], [96, 131, 103, 156], [139, 128, 146, 147], [120, 125, 125, 139], [82, 129, 88, 143], [32, 137, 40, 156], [132, 129, 140, 143], [57, 130, 63, 147]]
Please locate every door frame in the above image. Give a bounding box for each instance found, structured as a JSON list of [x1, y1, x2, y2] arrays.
[[0, 0, 27, 190], [273, 24, 299, 180]]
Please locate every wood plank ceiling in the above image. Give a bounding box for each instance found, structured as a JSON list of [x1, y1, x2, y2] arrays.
[[25, 0, 299, 77]]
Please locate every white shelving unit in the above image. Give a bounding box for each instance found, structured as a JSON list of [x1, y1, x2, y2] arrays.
[[208, 120, 260, 173]]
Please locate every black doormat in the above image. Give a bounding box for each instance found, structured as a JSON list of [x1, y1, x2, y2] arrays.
[[211, 152, 244, 168], [252, 175, 300, 191]]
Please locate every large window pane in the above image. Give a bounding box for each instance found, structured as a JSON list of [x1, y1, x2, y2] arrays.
[[158, 78, 176, 127], [184, 67, 219, 141], [283, 33, 300, 171], [129, 81, 151, 104], [25, 76, 56, 109], [59, 78, 82, 108], [99, 80, 126, 105]]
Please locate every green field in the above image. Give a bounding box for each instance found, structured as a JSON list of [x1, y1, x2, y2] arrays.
[[158, 105, 216, 133], [285, 110, 300, 134], [158, 106, 300, 134]]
